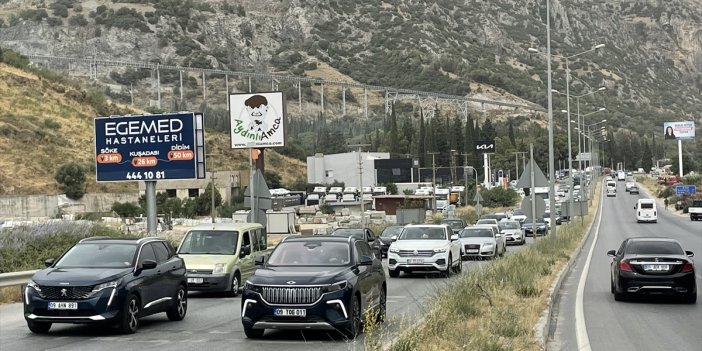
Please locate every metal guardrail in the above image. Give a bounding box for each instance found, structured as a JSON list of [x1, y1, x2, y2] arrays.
[[0, 270, 37, 288]]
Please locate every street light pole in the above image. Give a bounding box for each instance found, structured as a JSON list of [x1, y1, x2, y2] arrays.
[[545, 0, 557, 238], [428, 151, 439, 213], [350, 144, 371, 228]]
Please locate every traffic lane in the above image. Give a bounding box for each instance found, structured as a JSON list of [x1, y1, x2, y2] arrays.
[[584, 186, 701, 351], [0, 239, 534, 351]]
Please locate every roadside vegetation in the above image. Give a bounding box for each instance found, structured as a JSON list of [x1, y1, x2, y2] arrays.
[[366, 184, 600, 351]]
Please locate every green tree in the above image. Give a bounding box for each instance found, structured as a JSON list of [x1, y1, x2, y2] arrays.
[[195, 184, 222, 216], [389, 103, 399, 154], [111, 202, 142, 218], [508, 118, 516, 147], [481, 118, 496, 141], [54, 163, 86, 200], [264, 170, 282, 189], [161, 197, 183, 217], [641, 139, 653, 171], [418, 111, 426, 167]]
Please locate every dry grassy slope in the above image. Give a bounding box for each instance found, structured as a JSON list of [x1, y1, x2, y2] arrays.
[[0, 64, 306, 195]]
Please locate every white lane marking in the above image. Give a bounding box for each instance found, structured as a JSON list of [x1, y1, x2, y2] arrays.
[[575, 182, 605, 351]]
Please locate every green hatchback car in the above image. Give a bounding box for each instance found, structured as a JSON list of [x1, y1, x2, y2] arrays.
[[177, 223, 267, 296]]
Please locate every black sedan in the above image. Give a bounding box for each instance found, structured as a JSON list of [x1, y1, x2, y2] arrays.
[[377, 226, 404, 258], [23, 237, 187, 334], [521, 220, 548, 235], [608, 237, 696, 303], [241, 236, 386, 339]]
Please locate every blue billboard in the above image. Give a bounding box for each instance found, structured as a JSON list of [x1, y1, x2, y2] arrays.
[[675, 185, 697, 196], [94, 113, 202, 182]]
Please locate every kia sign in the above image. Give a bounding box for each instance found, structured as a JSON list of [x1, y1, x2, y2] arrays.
[[475, 140, 496, 153], [94, 113, 206, 182], [663, 121, 695, 140], [230, 92, 286, 148]]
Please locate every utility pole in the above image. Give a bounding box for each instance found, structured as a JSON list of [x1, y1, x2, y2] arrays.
[[350, 144, 371, 228], [210, 171, 216, 224], [514, 152, 527, 181], [450, 150, 457, 185], [428, 152, 440, 213]]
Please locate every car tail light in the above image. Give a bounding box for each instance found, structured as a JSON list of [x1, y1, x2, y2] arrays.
[[619, 260, 633, 272], [682, 262, 694, 273]]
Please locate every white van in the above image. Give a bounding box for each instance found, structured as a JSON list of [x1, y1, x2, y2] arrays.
[[635, 199, 657, 223]]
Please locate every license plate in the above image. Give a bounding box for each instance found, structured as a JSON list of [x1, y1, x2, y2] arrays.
[[407, 258, 424, 264], [467, 249, 479, 253], [274, 308, 306, 317], [187, 278, 204, 284], [645, 214, 650, 218], [643, 264, 669, 271], [48, 302, 77, 310]]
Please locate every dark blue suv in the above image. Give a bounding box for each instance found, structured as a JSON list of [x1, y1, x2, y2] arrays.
[[23, 237, 187, 334]]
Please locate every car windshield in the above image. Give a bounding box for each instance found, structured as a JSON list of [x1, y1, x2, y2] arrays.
[[267, 241, 351, 266], [499, 222, 520, 230], [178, 231, 239, 255], [331, 229, 365, 239], [460, 228, 493, 238], [441, 220, 465, 229], [399, 227, 446, 240], [626, 241, 683, 255], [380, 226, 404, 237], [513, 210, 524, 216], [55, 243, 137, 268], [522, 220, 543, 225], [476, 219, 496, 225]]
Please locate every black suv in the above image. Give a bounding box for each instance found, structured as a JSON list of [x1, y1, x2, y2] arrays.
[[241, 236, 386, 339], [330, 228, 382, 259], [23, 237, 187, 334]]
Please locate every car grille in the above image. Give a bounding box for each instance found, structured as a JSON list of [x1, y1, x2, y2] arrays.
[[464, 244, 480, 250], [188, 269, 213, 275], [261, 286, 323, 305], [37, 285, 94, 300], [397, 250, 434, 257]]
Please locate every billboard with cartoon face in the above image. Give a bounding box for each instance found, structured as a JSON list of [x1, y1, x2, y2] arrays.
[[230, 92, 286, 148]]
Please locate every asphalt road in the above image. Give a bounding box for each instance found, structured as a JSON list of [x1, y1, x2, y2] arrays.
[[0, 236, 535, 351], [548, 181, 702, 351]]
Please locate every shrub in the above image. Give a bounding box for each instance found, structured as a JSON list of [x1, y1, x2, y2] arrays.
[[480, 187, 519, 207], [111, 202, 143, 218], [54, 163, 87, 200], [68, 14, 88, 26], [319, 204, 335, 214]]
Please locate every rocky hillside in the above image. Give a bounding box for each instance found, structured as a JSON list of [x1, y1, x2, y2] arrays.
[[0, 0, 699, 130]]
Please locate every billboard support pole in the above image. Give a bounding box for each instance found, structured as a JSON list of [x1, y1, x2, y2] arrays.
[[146, 181, 157, 235], [678, 139, 683, 176]]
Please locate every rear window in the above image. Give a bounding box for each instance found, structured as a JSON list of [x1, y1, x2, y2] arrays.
[[626, 241, 683, 255], [640, 203, 654, 209], [460, 228, 493, 238]]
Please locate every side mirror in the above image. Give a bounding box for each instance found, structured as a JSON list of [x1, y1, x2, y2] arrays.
[[359, 255, 373, 266], [686, 251, 694, 257], [450, 234, 459, 241], [391, 235, 398, 242], [368, 235, 375, 242], [254, 255, 265, 265], [495, 234, 502, 238], [44, 258, 55, 268], [606, 250, 616, 257], [240, 245, 251, 258], [140, 259, 158, 270]]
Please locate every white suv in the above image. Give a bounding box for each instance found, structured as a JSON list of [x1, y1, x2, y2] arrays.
[[387, 224, 462, 278]]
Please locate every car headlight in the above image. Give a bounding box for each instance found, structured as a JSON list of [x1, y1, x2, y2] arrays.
[[27, 280, 41, 292], [213, 263, 226, 274], [482, 243, 495, 248], [244, 280, 262, 293], [389, 247, 400, 253], [92, 279, 120, 294], [324, 280, 348, 293], [433, 247, 447, 253]]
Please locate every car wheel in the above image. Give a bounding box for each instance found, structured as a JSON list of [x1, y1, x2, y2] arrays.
[[26, 320, 51, 334], [118, 294, 140, 334], [227, 272, 240, 297], [166, 285, 187, 321], [243, 323, 264, 338], [344, 296, 362, 339], [376, 288, 387, 323], [683, 293, 697, 304], [443, 255, 452, 278], [614, 288, 627, 301], [388, 269, 399, 278]]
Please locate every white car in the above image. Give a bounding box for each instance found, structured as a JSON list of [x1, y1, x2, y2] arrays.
[[458, 225, 506, 259], [387, 224, 462, 278], [625, 181, 636, 192], [498, 220, 525, 245]]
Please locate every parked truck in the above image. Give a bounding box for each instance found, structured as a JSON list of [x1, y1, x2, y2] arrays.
[[689, 200, 702, 221]]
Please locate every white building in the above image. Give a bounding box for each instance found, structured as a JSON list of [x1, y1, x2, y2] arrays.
[[307, 152, 389, 187]]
